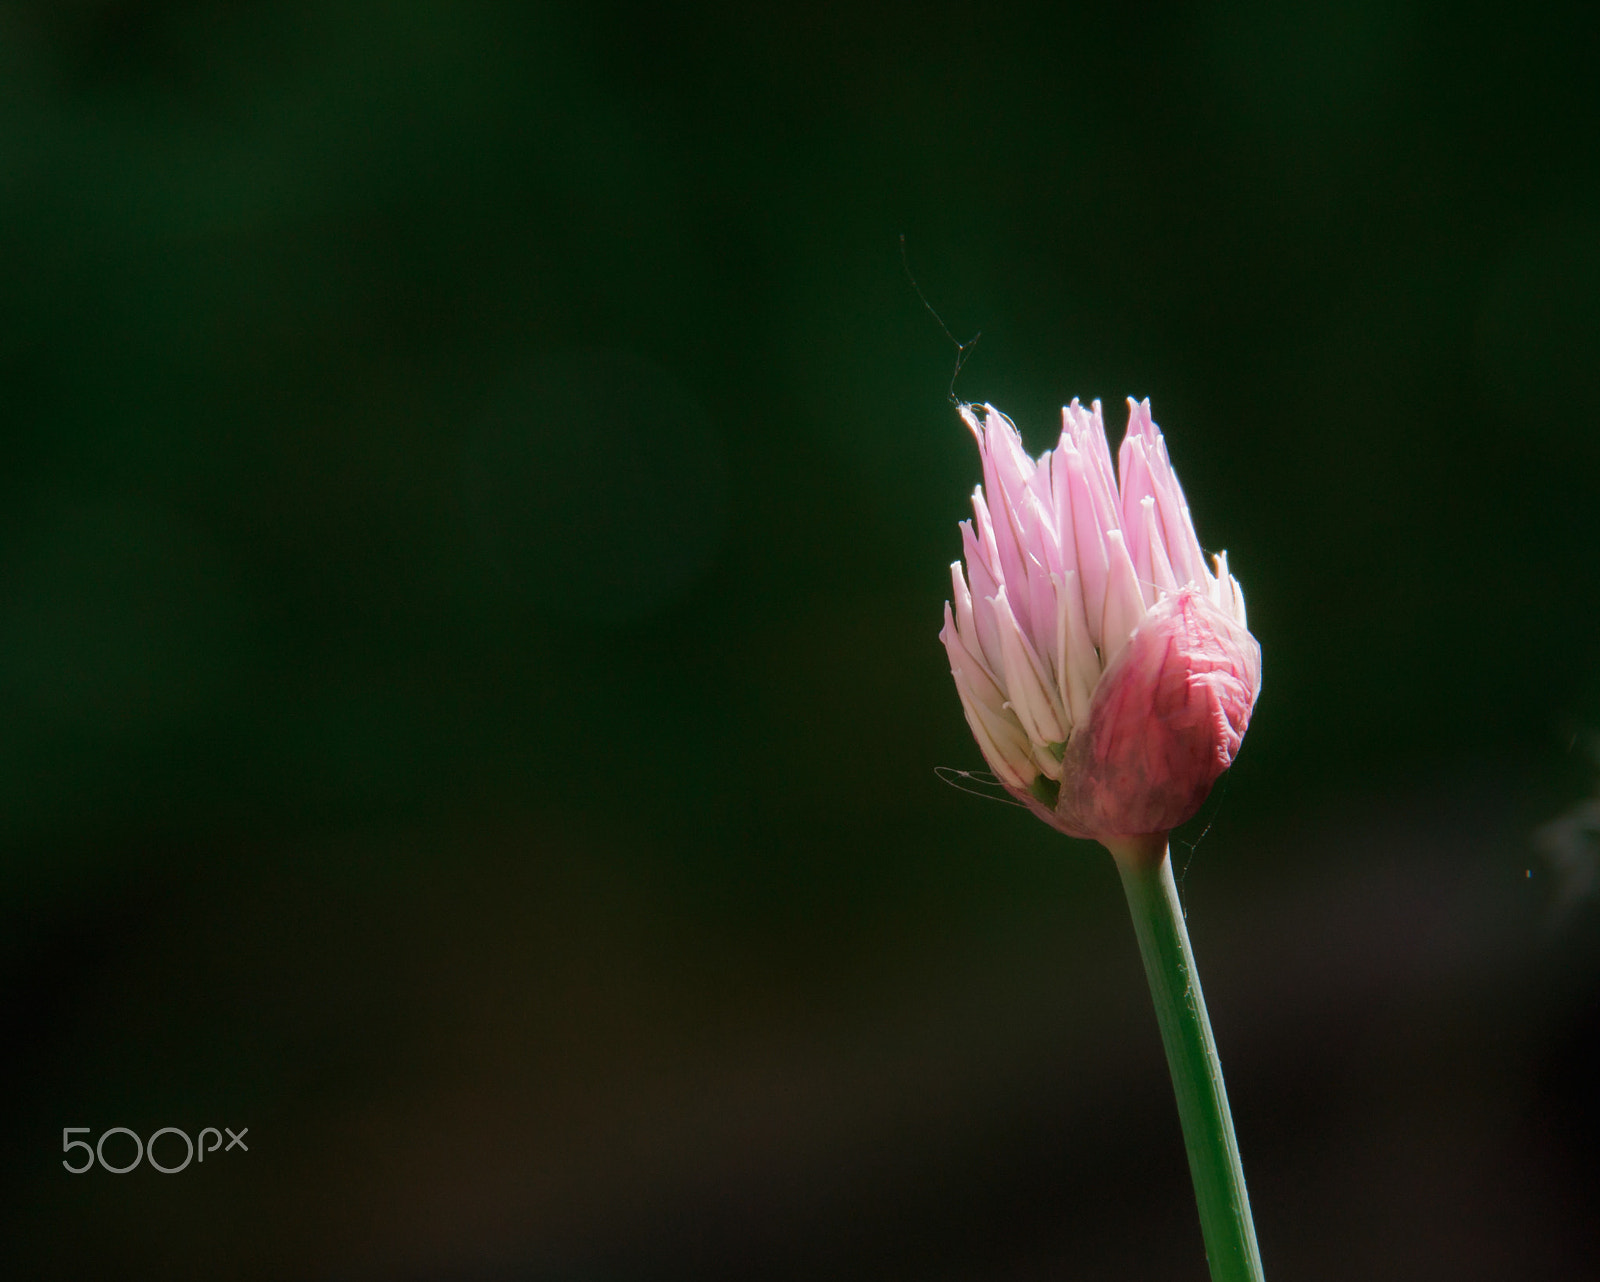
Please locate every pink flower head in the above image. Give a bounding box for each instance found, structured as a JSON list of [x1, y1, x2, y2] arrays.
[[940, 399, 1261, 845]]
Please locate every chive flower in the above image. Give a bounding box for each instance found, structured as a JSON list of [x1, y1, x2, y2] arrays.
[[940, 398, 1261, 844]]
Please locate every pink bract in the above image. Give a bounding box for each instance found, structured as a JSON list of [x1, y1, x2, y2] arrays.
[[940, 399, 1261, 845]]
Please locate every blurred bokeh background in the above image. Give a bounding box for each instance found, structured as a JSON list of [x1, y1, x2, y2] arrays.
[[3, 1, 1599, 1278]]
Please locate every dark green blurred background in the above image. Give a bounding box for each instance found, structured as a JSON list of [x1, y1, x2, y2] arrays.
[[4, 2, 1599, 1278]]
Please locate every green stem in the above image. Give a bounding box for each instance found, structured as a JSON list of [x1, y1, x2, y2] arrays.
[[1110, 837, 1264, 1282]]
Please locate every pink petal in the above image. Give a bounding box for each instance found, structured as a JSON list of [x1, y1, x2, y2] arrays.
[[943, 610, 1036, 789], [1101, 528, 1148, 667], [1053, 568, 1098, 732], [1125, 399, 1207, 589], [1061, 439, 1112, 649], [963, 405, 1036, 627], [1140, 496, 1180, 599], [992, 586, 1068, 750]]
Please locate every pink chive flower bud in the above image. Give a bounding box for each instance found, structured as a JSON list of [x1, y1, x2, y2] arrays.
[[940, 399, 1261, 845]]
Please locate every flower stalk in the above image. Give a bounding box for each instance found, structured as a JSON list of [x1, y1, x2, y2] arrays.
[[1110, 836, 1264, 1282]]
